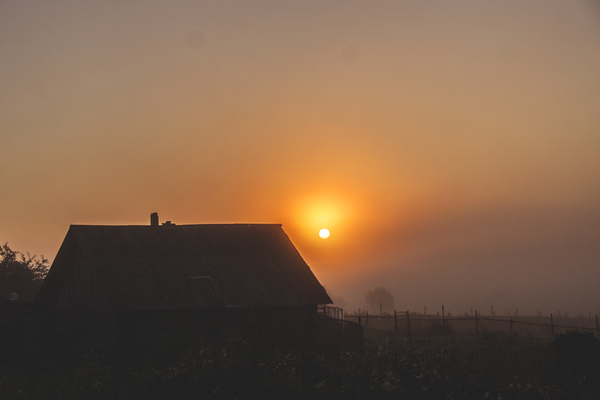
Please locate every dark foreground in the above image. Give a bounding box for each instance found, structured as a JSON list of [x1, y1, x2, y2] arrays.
[[1, 330, 599, 399]]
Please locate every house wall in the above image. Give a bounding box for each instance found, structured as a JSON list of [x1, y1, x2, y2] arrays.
[[37, 305, 320, 358], [120, 305, 318, 349], [39, 310, 120, 357], [50, 262, 108, 310]]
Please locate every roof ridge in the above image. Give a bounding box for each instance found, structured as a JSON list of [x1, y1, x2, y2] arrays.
[[69, 223, 283, 227]]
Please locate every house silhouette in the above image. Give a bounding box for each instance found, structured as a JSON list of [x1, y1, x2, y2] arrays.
[[33, 217, 340, 355]]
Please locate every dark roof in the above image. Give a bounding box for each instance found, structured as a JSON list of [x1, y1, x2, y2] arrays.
[[34, 224, 331, 311]]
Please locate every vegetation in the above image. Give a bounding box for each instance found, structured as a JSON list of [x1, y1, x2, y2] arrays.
[[365, 287, 394, 314], [1, 325, 599, 399], [0, 243, 49, 302], [552, 330, 600, 394]]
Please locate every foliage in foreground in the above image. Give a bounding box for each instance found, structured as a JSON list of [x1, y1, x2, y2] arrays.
[[1, 331, 600, 400], [0, 243, 49, 301], [552, 330, 600, 394]]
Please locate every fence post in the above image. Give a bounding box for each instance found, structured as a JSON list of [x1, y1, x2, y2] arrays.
[[475, 310, 478, 335], [394, 310, 397, 337], [442, 305, 445, 328], [550, 313, 554, 337], [510, 316, 513, 334], [406, 311, 411, 338]]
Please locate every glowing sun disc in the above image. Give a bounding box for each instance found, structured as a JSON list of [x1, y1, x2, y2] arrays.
[[319, 229, 330, 239]]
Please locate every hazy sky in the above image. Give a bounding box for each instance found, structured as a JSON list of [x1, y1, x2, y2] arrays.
[[2, 0, 600, 316]]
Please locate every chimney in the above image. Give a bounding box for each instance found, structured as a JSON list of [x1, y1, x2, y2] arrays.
[[150, 212, 159, 226]]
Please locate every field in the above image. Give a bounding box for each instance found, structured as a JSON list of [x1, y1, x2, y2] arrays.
[[1, 318, 600, 399], [345, 312, 599, 338]]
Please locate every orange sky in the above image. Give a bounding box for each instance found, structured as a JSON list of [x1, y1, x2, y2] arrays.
[[2, 0, 600, 315]]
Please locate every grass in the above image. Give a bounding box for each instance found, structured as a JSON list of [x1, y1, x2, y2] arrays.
[[0, 327, 598, 399]]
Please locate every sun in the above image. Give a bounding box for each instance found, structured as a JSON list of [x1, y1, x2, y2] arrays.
[[319, 228, 330, 239]]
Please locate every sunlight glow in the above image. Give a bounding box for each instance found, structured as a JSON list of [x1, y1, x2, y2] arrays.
[[291, 192, 354, 242], [319, 229, 330, 239]]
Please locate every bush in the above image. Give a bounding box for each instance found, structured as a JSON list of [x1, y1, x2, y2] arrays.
[[552, 330, 600, 394], [0, 243, 49, 302]]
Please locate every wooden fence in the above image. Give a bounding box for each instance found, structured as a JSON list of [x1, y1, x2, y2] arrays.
[[345, 310, 600, 338], [317, 305, 344, 320]]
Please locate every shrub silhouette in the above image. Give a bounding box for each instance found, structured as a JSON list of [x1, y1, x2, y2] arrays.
[[0, 243, 49, 301], [552, 330, 600, 393]]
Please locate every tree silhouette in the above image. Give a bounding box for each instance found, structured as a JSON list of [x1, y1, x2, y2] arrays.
[[365, 287, 394, 314], [0, 243, 49, 302]]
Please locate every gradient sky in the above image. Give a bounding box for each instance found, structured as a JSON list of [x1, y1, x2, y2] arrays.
[[2, 0, 600, 316]]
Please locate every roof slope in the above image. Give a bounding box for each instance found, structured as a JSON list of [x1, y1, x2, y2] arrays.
[[35, 224, 331, 311]]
